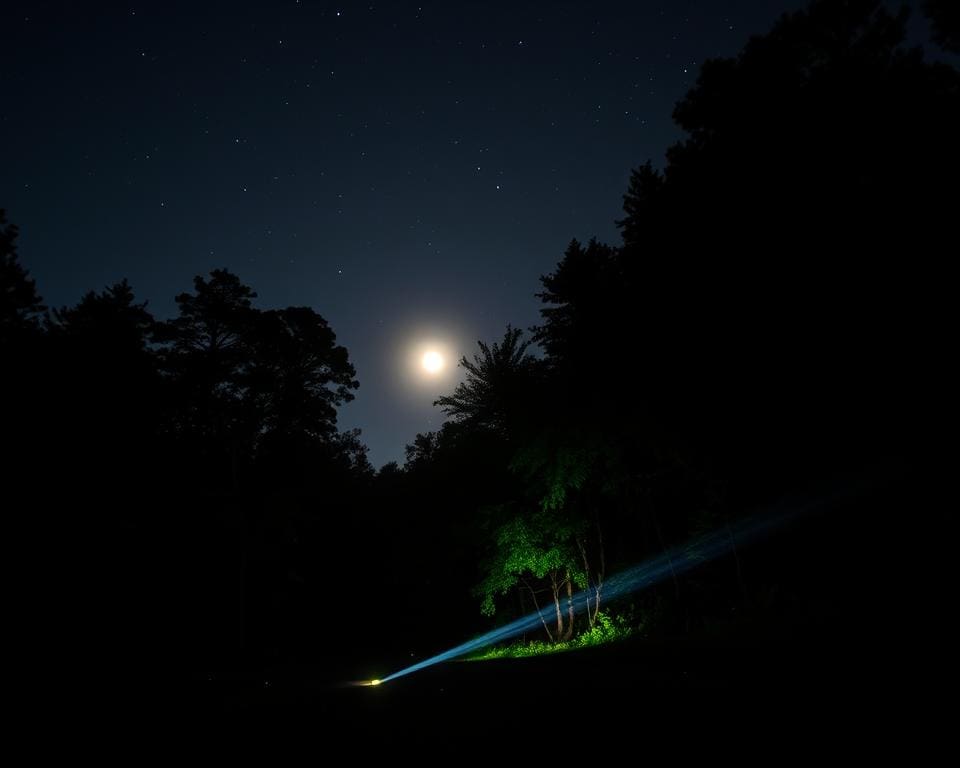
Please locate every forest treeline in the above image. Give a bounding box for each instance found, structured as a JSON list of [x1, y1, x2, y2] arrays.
[[396, 0, 957, 646], [1, 0, 955, 686]]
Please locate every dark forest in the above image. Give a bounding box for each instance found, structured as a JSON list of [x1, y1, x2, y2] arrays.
[[2, 0, 956, 748]]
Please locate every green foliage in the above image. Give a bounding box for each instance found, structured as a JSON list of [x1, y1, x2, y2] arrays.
[[471, 612, 633, 660], [510, 428, 622, 511], [510, 433, 591, 512], [474, 505, 587, 617]]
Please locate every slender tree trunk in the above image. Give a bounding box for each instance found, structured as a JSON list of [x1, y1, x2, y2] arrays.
[[578, 538, 594, 628], [524, 578, 553, 642], [594, 517, 605, 625], [564, 571, 575, 641], [579, 530, 605, 629], [551, 573, 564, 642], [518, 586, 528, 643]]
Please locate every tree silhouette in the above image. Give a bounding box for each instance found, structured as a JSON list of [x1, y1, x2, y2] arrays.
[[404, 430, 442, 467], [45, 280, 161, 493], [925, 0, 960, 52], [246, 306, 358, 446], [435, 325, 538, 436], [448, 0, 960, 644], [49, 279, 154, 359], [535, 238, 621, 382], [626, 0, 959, 262], [575, 0, 956, 490], [156, 269, 259, 487], [616, 164, 664, 251], [159, 268, 257, 389], [247, 307, 362, 489], [2, 0, 953, 702], [0, 209, 44, 341]]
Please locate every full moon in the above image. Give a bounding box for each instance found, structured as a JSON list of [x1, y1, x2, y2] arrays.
[[422, 350, 444, 374], [400, 332, 460, 390]]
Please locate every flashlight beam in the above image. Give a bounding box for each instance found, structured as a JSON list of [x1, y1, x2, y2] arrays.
[[376, 486, 855, 685]]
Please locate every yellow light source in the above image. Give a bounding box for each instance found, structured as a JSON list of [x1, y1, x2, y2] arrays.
[[422, 350, 444, 374], [370, 679, 382, 686]]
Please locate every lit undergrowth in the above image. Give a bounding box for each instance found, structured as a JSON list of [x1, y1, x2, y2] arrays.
[[469, 612, 633, 661]]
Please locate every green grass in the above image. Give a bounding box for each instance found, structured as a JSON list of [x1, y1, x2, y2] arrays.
[[468, 612, 633, 661]]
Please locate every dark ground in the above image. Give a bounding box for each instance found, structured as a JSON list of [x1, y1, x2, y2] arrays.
[[174, 610, 948, 751], [181, 479, 951, 750], [21, 464, 950, 755]]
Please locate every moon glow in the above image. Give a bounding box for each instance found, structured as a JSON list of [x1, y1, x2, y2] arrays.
[[422, 350, 444, 374], [396, 329, 463, 394]]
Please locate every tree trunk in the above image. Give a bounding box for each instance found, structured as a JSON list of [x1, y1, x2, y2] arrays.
[[593, 518, 605, 626], [577, 527, 606, 629], [578, 531, 605, 629], [524, 578, 553, 642], [551, 573, 564, 642], [564, 571, 575, 641]]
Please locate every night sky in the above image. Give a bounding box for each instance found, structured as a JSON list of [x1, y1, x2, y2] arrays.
[[1, 0, 805, 467]]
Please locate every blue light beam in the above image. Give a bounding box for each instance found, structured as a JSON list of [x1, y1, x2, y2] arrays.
[[377, 493, 831, 685]]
